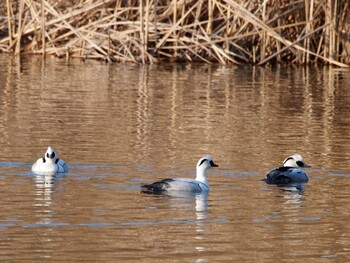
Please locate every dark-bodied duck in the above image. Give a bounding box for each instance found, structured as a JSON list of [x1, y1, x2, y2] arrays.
[[141, 156, 218, 194], [264, 154, 310, 185]]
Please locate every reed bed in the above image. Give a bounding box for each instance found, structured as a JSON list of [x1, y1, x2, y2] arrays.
[[0, 0, 349, 66]]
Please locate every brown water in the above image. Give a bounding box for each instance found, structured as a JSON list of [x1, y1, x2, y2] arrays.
[[0, 55, 350, 262]]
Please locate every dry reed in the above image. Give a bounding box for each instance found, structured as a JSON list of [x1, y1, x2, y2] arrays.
[[0, 0, 349, 66]]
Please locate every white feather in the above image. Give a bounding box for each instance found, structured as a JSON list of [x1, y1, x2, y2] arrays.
[[141, 156, 218, 193], [32, 146, 68, 175]]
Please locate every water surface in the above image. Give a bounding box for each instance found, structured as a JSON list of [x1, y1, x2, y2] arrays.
[[0, 55, 350, 262]]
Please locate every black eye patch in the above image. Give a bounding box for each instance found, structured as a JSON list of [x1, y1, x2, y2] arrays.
[[210, 160, 215, 166], [296, 161, 304, 167], [199, 159, 207, 166], [46, 152, 55, 159]]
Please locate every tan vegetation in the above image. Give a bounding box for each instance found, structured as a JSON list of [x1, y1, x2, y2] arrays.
[[0, 0, 349, 66]]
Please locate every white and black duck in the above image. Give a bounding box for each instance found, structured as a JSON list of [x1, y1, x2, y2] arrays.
[[32, 146, 68, 174], [141, 156, 218, 194], [264, 154, 310, 185]]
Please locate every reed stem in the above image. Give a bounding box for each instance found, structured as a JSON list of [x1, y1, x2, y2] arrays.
[[0, 0, 348, 66]]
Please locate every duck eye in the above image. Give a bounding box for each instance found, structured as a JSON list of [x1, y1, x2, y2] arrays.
[[209, 160, 215, 166], [46, 153, 49, 158], [52, 152, 55, 158], [296, 161, 304, 167]]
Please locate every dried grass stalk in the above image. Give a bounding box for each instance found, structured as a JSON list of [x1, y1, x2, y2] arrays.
[[0, 0, 348, 66]]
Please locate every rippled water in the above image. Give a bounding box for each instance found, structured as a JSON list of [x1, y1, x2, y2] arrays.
[[1, 55, 350, 262]]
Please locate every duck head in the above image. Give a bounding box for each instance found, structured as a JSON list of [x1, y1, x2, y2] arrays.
[[283, 154, 310, 168], [196, 156, 219, 170], [195, 156, 218, 184], [45, 146, 57, 162]]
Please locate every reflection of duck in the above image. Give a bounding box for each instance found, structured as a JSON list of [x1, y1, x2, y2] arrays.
[[141, 156, 218, 194], [34, 174, 55, 203], [32, 146, 68, 174], [33, 174, 56, 225], [143, 190, 210, 258], [264, 154, 310, 185], [195, 192, 209, 220], [146, 191, 210, 220], [282, 187, 304, 205]]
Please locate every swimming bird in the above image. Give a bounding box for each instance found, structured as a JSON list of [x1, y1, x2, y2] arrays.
[[264, 154, 310, 185], [141, 156, 218, 194], [32, 146, 68, 174]]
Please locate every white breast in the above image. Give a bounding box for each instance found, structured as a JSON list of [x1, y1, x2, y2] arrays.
[[32, 158, 68, 174]]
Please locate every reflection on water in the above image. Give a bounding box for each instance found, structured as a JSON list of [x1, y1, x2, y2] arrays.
[[143, 191, 209, 220], [0, 56, 350, 171], [142, 191, 210, 261], [33, 174, 57, 225], [0, 55, 350, 261], [195, 193, 209, 220]]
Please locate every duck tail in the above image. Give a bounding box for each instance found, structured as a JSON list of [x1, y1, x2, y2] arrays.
[[141, 179, 173, 194]]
